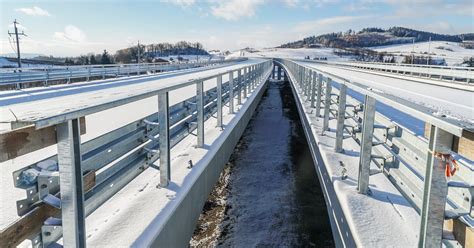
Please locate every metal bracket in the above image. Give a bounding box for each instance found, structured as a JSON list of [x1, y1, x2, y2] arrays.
[[14, 163, 60, 216], [41, 221, 63, 248]]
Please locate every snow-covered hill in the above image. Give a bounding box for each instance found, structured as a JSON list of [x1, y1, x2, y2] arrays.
[[371, 41, 473, 66], [227, 47, 350, 61]]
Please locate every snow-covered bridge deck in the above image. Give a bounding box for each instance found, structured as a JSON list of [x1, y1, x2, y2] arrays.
[[0, 58, 273, 247], [275, 59, 473, 247], [1, 57, 473, 248]]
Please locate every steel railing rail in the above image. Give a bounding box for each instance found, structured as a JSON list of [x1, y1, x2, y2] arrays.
[[274, 58, 473, 248], [0, 58, 248, 90], [300, 60, 474, 84], [1, 59, 273, 247]]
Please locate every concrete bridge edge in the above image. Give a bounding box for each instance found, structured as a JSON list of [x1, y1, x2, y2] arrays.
[[275, 61, 357, 248], [138, 75, 269, 247]]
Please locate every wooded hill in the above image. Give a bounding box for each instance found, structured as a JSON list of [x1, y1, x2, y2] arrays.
[[279, 27, 474, 49]]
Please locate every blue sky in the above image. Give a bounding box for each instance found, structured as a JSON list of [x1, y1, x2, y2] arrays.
[[1, 0, 472, 56]]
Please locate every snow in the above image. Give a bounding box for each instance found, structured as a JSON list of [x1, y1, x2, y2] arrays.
[[371, 41, 474, 66], [154, 55, 224, 63], [283, 64, 421, 246], [299, 62, 474, 125], [227, 47, 349, 61], [0, 58, 264, 128], [0, 57, 17, 68], [84, 69, 270, 247], [0, 59, 267, 237]]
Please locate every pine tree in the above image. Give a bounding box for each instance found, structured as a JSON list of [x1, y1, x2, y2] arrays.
[[90, 54, 97, 65], [101, 50, 111, 64]]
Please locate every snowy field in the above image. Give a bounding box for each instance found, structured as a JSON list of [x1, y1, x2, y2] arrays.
[[227, 47, 348, 61], [371, 41, 474, 66]]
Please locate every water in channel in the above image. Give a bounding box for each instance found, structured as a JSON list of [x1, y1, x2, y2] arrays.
[[190, 79, 334, 247]]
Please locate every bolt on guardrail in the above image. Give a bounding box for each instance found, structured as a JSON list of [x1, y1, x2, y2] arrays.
[[1, 60, 272, 247]]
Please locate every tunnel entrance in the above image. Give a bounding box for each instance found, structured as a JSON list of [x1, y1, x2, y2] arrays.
[[190, 78, 334, 247]]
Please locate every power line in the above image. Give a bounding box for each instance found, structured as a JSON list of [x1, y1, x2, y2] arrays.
[[8, 19, 27, 68]]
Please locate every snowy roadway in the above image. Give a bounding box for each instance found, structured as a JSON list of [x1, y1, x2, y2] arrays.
[[0, 58, 266, 237], [0, 59, 263, 129], [298, 61, 474, 124]]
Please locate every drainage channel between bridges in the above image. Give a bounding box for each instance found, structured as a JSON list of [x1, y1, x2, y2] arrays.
[[191, 78, 334, 247]]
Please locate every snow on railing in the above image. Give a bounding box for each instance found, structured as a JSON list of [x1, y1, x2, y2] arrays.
[[0, 60, 272, 247], [275, 58, 473, 247], [0, 58, 248, 90], [305, 60, 474, 84]]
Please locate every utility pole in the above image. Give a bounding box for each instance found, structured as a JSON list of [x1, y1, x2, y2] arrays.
[[8, 19, 27, 68]]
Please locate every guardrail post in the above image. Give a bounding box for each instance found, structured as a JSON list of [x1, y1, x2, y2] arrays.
[[335, 84, 347, 152], [249, 66, 252, 92], [217, 75, 223, 128], [418, 125, 451, 247], [357, 95, 376, 194], [57, 119, 86, 248], [237, 69, 242, 105], [315, 74, 323, 117], [229, 71, 234, 114], [158, 91, 170, 187], [299, 67, 304, 90], [310, 71, 317, 107], [196, 81, 204, 147], [45, 69, 50, 87], [306, 69, 312, 98], [250, 66, 254, 90], [252, 66, 256, 90], [322, 78, 332, 132], [87, 66, 91, 81], [303, 68, 309, 96], [243, 67, 248, 98], [249, 66, 253, 91], [102, 65, 105, 80], [17, 72, 21, 89], [68, 69, 72, 84]]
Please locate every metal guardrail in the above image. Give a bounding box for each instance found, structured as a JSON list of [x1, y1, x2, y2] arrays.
[[274, 58, 473, 247], [318, 61, 474, 84], [0, 60, 272, 247], [0, 58, 247, 90]]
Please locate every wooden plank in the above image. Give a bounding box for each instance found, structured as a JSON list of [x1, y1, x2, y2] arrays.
[[453, 218, 473, 247], [0, 170, 95, 248], [0, 117, 86, 162]]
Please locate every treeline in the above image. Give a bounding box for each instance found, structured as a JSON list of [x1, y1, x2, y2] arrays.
[[115, 41, 208, 64], [64, 50, 113, 65], [279, 26, 474, 49], [60, 41, 208, 65]]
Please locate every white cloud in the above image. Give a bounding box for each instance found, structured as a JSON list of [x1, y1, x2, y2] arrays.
[[284, 0, 299, 7], [295, 15, 372, 35], [15, 6, 50, 16], [164, 0, 196, 8], [53, 25, 86, 43], [211, 0, 264, 21]]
